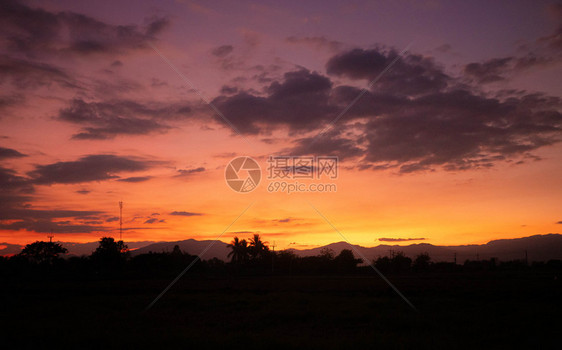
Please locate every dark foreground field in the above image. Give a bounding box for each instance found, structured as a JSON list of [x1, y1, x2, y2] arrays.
[[2, 271, 561, 349]]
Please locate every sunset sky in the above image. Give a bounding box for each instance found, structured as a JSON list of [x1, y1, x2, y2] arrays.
[[1, 0, 561, 250]]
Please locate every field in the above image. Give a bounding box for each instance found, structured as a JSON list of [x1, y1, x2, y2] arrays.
[[2, 271, 561, 349]]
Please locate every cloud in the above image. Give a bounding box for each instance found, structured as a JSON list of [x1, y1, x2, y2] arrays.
[[464, 57, 514, 83], [463, 55, 556, 84], [144, 218, 158, 224], [361, 89, 562, 172], [0, 219, 107, 233], [211, 69, 337, 134], [538, 4, 562, 49], [326, 47, 450, 96], [58, 98, 192, 140], [557, 221, 562, 224], [176, 167, 205, 177], [209, 45, 562, 172], [434, 44, 452, 53], [75, 189, 90, 195], [0, 166, 34, 211], [169, 211, 202, 217], [28, 154, 155, 185], [211, 45, 233, 57], [106, 217, 119, 222], [287, 129, 364, 161], [378, 237, 426, 242], [117, 176, 152, 183], [0, 163, 113, 235], [285, 36, 343, 51], [0, 55, 79, 90], [0, 0, 169, 57], [0, 146, 26, 159]]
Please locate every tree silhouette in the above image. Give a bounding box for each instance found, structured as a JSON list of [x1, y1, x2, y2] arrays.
[[91, 237, 129, 270], [227, 237, 248, 264], [18, 241, 68, 264], [334, 249, 363, 273], [413, 252, 431, 272], [248, 234, 269, 260]]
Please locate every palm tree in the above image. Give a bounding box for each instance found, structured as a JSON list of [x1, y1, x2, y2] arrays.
[[227, 237, 248, 264], [248, 234, 269, 259]]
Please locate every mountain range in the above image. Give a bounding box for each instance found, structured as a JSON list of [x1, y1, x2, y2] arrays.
[[1, 233, 561, 263]]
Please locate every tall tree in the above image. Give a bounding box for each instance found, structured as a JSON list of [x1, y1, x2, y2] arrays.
[[19, 241, 68, 264], [91, 237, 129, 269], [248, 234, 269, 260], [227, 237, 248, 264]]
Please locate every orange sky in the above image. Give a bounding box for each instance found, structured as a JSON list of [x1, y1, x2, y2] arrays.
[[1, 0, 561, 249]]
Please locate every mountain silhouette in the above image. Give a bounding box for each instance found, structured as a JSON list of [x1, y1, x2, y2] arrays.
[[1, 234, 560, 262]]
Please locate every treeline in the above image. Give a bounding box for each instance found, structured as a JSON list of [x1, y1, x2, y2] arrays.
[[1, 235, 561, 280]]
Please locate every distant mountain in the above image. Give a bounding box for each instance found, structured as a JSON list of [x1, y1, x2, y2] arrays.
[[131, 239, 230, 261], [2, 234, 561, 263], [0, 243, 24, 256], [63, 241, 156, 256], [288, 234, 562, 263]]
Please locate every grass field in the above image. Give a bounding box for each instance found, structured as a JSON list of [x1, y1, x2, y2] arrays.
[[2, 271, 560, 349]]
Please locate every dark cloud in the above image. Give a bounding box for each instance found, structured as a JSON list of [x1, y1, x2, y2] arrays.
[[144, 218, 158, 224], [212, 69, 337, 134], [288, 130, 364, 161], [145, 16, 170, 37], [434, 44, 452, 53], [0, 219, 106, 233], [117, 176, 152, 183], [106, 216, 119, 222], [75, 189, 90, 195], [362, 89, 562, 173], [209, 46, 562, 172], [58, 98, 192, 139], [28, 154, 155, 185], [0, 0, 169, 57], [326, 47, 450, 96], [219, 43, 562, 171], [220, 85, 239, 95], [538, 4, 562, 49], [464, 57, 514, 83], [0, 55, 79, 90], [0, 164, 111, 235], [378, 238, 426, 242], [285, 36, 343, 51], [463, 55, 556, 84], [0, 209, 103, 220], [0, 203, 106, 233], [176, 167, 205, 177], [557, 221, 562, 224], [0, 166, 34, 212], [0, 146, 26, 159], [212, 45, 233, 57], [169, 211, 202, 217]]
